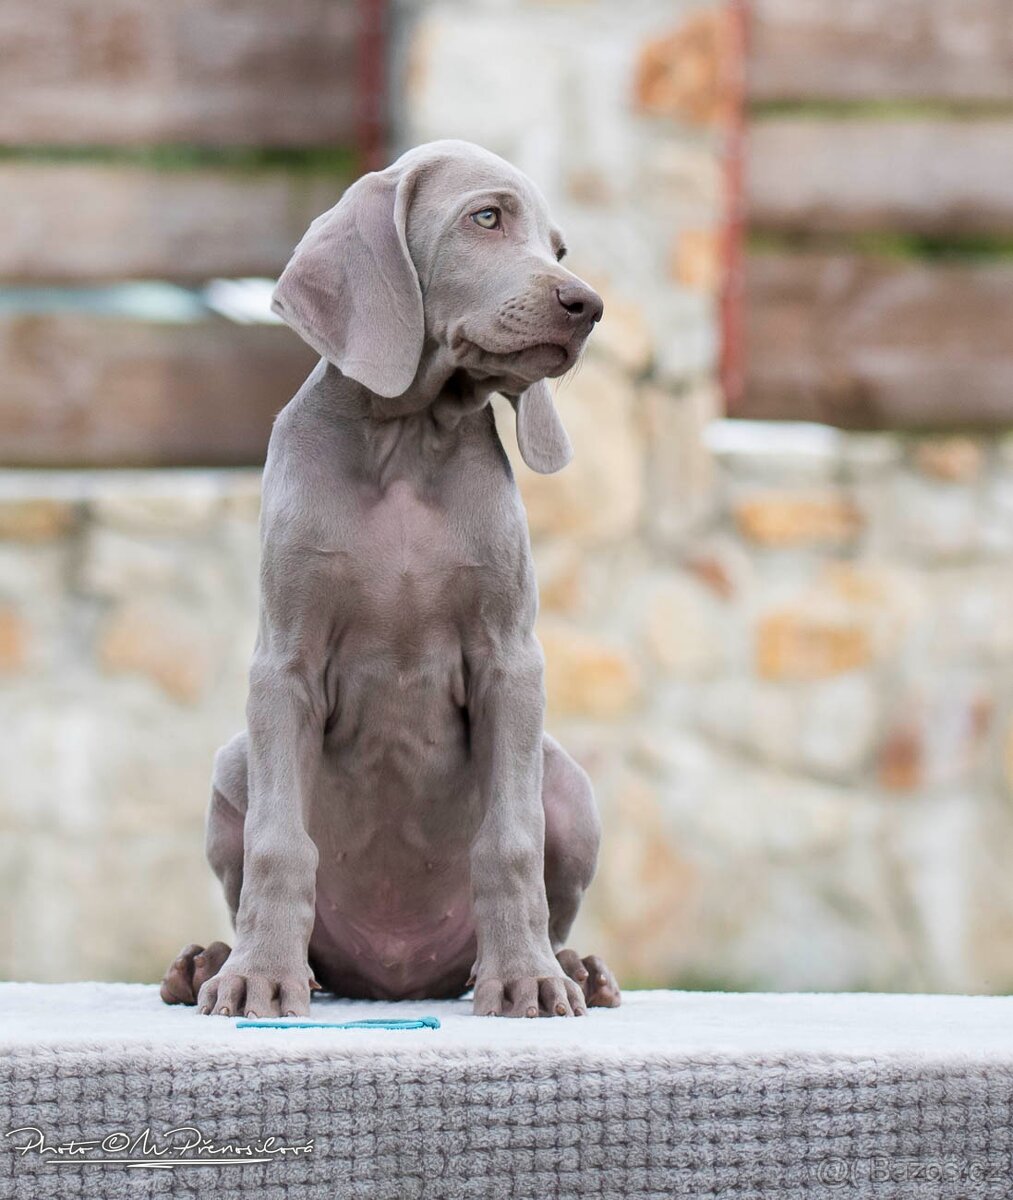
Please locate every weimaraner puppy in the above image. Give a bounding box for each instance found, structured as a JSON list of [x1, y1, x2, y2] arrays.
[[160, 139, 620, 1018]]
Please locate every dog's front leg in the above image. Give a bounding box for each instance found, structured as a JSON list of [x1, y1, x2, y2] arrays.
[[196, 653, 322, 1017], [469, 645, 587, 1018]]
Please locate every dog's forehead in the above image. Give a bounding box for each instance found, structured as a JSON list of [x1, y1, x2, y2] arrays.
[[399, 141, 555, 230]]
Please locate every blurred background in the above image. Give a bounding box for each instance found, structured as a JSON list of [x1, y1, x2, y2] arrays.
[[2, 0, 1013, 994]]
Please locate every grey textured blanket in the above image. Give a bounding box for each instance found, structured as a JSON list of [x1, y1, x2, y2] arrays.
[[2, 984, 1012, 1198]]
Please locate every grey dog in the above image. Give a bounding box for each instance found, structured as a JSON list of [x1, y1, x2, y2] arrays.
[[160, 140, 620, 1018]]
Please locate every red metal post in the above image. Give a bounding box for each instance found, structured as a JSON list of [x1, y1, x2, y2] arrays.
[[719, 0, 749, 414], [356, 0, 389, 172]]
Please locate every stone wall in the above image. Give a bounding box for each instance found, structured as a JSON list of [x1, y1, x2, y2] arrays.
[[544, 424, 1013, 994], [5, 430, 1013, 994], [0, 472, 252, 982]]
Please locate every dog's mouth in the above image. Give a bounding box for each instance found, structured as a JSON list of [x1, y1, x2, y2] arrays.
[[450, 327, 578, 380], [506, 342, 570, 374]]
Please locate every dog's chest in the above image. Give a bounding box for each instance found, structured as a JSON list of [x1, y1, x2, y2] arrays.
[[348, 479, 507, 618], [363, 480, 450, 574]]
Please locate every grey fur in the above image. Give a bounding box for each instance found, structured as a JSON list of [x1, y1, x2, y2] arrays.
[[160, 140, 619, 1019]]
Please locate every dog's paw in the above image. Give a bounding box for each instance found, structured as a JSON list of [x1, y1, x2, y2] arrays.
[[556, 948, 621, 1008], [159, 941, 232, 1006], [472, 973, 587, 1017], [195, 958, 317, 1018]]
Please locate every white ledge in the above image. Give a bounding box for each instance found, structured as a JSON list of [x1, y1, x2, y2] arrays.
[[1, 982, 1012, 1060], [2, 984, 1012, 1198]]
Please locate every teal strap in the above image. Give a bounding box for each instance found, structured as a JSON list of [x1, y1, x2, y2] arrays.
[[235, 1016, 441, 1031]]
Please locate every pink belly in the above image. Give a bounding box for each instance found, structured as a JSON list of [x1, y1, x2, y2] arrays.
[[308, 887, 476, 1000]]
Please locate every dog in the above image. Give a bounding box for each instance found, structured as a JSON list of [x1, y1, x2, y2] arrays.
[[160, 140, 620, 1018]]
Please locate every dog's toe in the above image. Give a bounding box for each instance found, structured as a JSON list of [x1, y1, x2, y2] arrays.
[[159, 940, 232, 1006], [193, 941, 231, 991], [556, 948, 621, 1008], [473, 973, 587, 1017]]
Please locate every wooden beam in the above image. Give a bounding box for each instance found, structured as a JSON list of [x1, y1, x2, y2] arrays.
[[749, 0, 1013, 103], [1, 163, 346, 283], [740, 252, 1013, 428], [748, 118, 1013, 237], [0, 0, 359, 147], [0, 313, 318, 467]]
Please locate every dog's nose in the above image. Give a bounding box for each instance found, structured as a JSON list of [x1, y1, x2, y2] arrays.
[[555, 282, 604, 325]]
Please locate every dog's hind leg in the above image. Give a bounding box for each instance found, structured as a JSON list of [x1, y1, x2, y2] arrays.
[[205, 731, 248, 921], [542, 734, 621, 1008], [159, 733, 247, 1005]]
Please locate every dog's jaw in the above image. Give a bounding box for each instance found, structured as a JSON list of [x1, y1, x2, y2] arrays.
[[446, 320, 585, 388]]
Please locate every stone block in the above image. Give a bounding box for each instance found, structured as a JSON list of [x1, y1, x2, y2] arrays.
[[793, 675, 881, 781], [878, 725, 920, 792], [220, 470, 263, 522], [913, 438, 986, 483], [0, 607, 26, 673], [586, 282, 653, 375], [757, 608, 873, 681], [0, 498, 77, 542], [670, 227, 722, 293], [651, 290, 719, 382], [887, 471, 982, 561], [681, 533, 756, 603], [539, 620, 640, 719], [819, 562, 926, 647], [982, 472, 1013, 555], [403, 12, 563, 155], [710, 420, 842, 485], [80, 527, 181, 599], [532, 542, 585, 616], [586, 732, 933, 991], [879, 681, 993, 794], [643, 574, 724, 678], [89, 474, 223, 534], [640, 140, 723, 225], [734, 490, 863, 548], [94, 706, 233, 837], [699, 673, 880, 782], [97, 599, 217, 705], [642, 382, 719, 547], [840, 433, 904, 479], [634, 8, 738, 127], [0, 541, 67, 610]]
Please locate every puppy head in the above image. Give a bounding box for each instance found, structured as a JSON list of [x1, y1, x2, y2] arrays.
[[271, 140, 603, 474]]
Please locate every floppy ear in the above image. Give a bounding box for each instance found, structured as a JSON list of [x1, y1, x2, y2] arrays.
[[508, 379, 573, 474], [271, 167, 424, 399]]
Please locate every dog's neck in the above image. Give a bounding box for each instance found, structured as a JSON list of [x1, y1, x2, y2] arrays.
[[301, 356, 505, 487], [315, 343, 531, 430]]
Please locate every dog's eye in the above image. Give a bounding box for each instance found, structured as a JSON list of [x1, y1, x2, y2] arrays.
[[471, 208, 501, 230], [556, 246, 568, 262]]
